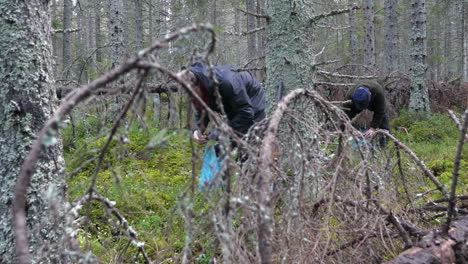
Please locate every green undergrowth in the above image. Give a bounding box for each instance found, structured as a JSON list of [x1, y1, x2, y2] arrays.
[[62, 108, 211, 263], [390, 110, 467, 202]]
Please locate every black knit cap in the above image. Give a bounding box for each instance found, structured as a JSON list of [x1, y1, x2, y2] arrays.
[[353, 87, 371, 110]]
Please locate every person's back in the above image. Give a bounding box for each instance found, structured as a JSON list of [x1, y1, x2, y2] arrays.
[[187, 62, 266, 135]]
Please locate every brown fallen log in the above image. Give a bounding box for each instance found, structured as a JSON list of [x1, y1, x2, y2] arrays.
[[385, 217, 468, 264]]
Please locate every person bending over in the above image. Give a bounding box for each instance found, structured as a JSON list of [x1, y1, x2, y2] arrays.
[[177, 62, 266, 143]]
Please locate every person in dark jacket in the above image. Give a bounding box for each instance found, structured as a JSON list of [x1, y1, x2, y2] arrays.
[[343, 80, 390, 142], [177, 62, 266, 144]]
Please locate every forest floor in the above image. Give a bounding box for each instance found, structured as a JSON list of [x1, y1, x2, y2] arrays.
[[63, 109, 467, 263]]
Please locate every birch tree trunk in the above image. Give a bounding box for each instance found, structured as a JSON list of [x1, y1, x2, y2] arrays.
[[363, 0, 376, 67], [348, 0, 357, 64], [409, 0, 430, 112], [63, 0, 73, 77], [384, 0, 398, 74], [0, 0, 66, 262]]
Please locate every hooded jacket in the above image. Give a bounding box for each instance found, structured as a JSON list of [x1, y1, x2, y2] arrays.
[[188, 62, 266, 135], [344, 80, 387, 129]]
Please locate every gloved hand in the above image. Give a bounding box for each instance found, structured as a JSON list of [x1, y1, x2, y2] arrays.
[[193, 130, 208, 144], [362, 128, 376, 140]]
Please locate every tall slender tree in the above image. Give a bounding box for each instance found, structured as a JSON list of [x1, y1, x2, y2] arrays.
[[348, 0, 357, 64], [464, 0, 468, 82], [246, 0, 257, 63], [363, 0, 376, 67], [384, 0, 398, 74], [409, 0, 430, 112], [0, 0, 66, 262], [63, 0, 73, 77], [95, 0, 103, 64], [135, 0, 144, 51], [109, 0, 125, 68]]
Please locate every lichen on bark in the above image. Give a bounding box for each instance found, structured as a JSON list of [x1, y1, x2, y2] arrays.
[[0, 0, 66, 262]]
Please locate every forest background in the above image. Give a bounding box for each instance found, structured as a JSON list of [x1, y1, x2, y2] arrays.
[[0, 0, 467, 263]]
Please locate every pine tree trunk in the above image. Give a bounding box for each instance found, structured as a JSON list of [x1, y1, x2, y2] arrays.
[[88, 0, 96, 73], [63, 0, 73, 77], [384, 0, 398, 74], [348, 0, 357, 64], [256, 0, 266, 81], [76, 1, 88, 83], [261, 1, 310, 262], [0, 0, 66, 262], [464, 1, 468, 82], [95, 0, 103, 64], [265, 1, 310, 113], [234, 0, 241, 65], [135, 0, 144, 51], [409, 0, 430, 112], [246, 0, 257, 63], [363, 0, 376, 67], [109, 0, 125, 68]]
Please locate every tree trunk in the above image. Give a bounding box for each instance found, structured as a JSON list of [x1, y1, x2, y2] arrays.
[[109, 0, 125, 68], [409, 0, 430, 112], [234, 0, 241, 65], [384, 0, 398, 74], [135, 0, 144, 51], [464, 1, 468, 82], [88, 0, 96, 74], [63, 0, 73, 77], [265, 0, 310, 113], [95, 0, 103, 64], [76, 1, 88, 83], [246, 0, 257, 63], [256, 0, 266, 81], [261, 1, 310, 262], [363, 0, 376, 67], [0, 0, 66, 262], [348, 0, 357, 64]]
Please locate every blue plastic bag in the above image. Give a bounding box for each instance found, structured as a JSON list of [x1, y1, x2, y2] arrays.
[[199, 144, 223, 189]]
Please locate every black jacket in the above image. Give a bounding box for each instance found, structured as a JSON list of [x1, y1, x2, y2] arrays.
[[188, 62, 266, 135], [344, 80, 386, 129]]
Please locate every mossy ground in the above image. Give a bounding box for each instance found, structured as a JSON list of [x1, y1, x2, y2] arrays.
[[63, 108, 466, 262]]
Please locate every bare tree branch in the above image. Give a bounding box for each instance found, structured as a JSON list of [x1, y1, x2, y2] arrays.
[[224, 27, 265, 36], [237, 7, 270, 19], [375, 130, 449, 199], [443, 110, 468, 234], [12, 24, 215, 263], [309, 5, 361, 24], [317, 70, 379, 79]]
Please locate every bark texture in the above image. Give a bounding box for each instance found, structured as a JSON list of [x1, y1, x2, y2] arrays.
[[265, 0, 310, 114], [384, 0, 398, 74], [409, 0, 430, 112], [246, 0, 257, 61], [363, 0, 376, 67], [0, 0, 66, 262], [63, 0, 73, 76], [463, 0, 468, 82], [109, 0, 125, 68], [386, 217, 468, 264], [135, 0, 144, 51], [348, 0, 357, 64]]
